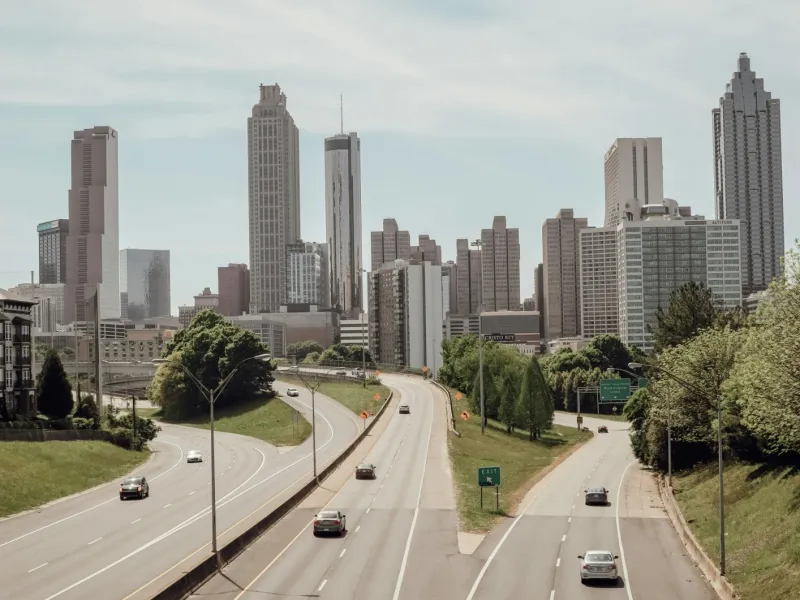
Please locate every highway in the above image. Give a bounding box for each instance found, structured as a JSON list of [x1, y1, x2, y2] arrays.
[[0, 382, 359, 600], [465, 413, 716, 600], [189, 373, 462, 600]]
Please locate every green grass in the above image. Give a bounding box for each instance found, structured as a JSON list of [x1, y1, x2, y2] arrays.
[[448, 387, 592, 532], [0, 441, 149, 517], [277, 375, 390, 417], [132, 407, 160, 420], [673, 462, 800, 600], [161, 395, 311, 447], [556, 410, 627, 422]]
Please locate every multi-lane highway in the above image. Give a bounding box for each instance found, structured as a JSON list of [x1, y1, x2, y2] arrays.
[[0, 382, 359, 600]]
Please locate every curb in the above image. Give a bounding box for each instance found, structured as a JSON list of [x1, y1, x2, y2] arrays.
[[152, 389, 395, 600], [657, 476, 739, 600], [431, 380, 460, 437]]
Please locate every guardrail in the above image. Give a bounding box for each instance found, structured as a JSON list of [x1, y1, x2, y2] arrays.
[[431, 380, 460, 437], [152, 388, 395, 600]]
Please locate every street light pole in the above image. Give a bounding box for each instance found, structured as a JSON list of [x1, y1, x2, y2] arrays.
[[478, 305, 485, 434], [361, 311, 366, 388]]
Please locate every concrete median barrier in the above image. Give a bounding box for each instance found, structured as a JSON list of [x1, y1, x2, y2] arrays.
[[152, 390, 394, 600]]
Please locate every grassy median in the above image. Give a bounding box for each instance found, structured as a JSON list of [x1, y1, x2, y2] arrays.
[[673, 462, 800, 600], [277, 375, 390, 417], [448, 388, 591, 532], [0, 441, 149, 517]]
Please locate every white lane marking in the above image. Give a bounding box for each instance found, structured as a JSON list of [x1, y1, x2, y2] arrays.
[[130, 518, 141, 525], [318, 579, 327, 591], [561, 534, 566, 542], [556, 557, 561, 567], [391, 390, 435, 600], [189, 491, 196, 496], [355, 525, 361, 533], [366, 507, 371, 514], [339, 548, 347, 558], [550, 590, 555, 600], [568, 517, 571, 523], [0, 440, 184, 549], [43, 446, 268, 600], [616, 460, 636, 600], [572, 504, 575, 510], [163, 504, 172, 509], [87, 537, 102, 545], [28, 563, 48, 573]]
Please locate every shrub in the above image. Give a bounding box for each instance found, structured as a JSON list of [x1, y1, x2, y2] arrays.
[[365, 375, 382, 386], [73, 395, 101, 429], [72, 417, 95, 430], [108, 427, 135, 450], [49, 418, 74, 430]]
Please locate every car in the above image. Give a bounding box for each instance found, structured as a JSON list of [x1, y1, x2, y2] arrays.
[[313, 510, 346, 536], [355, 463, 377, 479], [598, 425, 608, 433], [584, 486, 609, 505], [187, 450, 203, 463], [335, 370, 347, 375], [578, 550, 619, 584], [399, 405, 410, 414], [119, 476, 149, 500], [286, 388, 299, 397]]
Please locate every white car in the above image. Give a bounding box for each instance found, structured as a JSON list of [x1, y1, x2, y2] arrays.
[[578, 550, 619, 584], [187, 450, 203, 463], [286, 388, 299, 397]]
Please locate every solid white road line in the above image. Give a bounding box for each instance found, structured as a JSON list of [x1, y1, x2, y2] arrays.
[[28, 563, 48, 573], [163, 504, 172, 509], [130, 519, 141, 525], [87, 537, 102, 545], [318, 579, 327, 591], [0, 440, 185, 549], [189, 491, 196, 496], [616, 460, 636, 600]]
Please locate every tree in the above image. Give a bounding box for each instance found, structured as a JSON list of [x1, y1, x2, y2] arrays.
[[317, 343, 374, 367], [471, 361, 499, 424], [496, 364, 522, 434], [580, 334, 634, 372], [74, 393, 101, 429], [516, 356, 554, 440], [286, 340, 324, 362], [651, 282, 721, 353], [153, 310, 275, 419], [36, 349, 74, 418]]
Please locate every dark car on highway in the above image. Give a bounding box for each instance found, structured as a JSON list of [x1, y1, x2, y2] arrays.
[[584, 487, 609, 506], [120, 476, 149, 500], [399, 405, 410, 414], [355, 463, 377, 479], [313, 510, 346, 536]]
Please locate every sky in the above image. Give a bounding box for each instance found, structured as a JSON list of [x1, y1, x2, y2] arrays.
[[2, 0, 800, 314]]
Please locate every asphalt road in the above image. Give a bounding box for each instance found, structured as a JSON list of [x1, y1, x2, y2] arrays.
[[0, 382, 359, 600], [465, 413, 716, 600], [189, 373, 461, 600]]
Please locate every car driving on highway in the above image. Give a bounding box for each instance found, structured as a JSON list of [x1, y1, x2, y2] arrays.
[[187, 450, 203, 463], [286, 388, 299, 397], [584, 486, 609, 505], [578, 550, 619, 584], [313, 510, 346, 536], [119, 476, 149, 500], [355, 463, 377, 479], [399, 405, 410, 414], [598, 425, 608, 433]]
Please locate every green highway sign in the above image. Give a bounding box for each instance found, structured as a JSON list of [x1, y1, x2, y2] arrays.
[[477, 466, 500, 487], [638, 377, 649, 389], [600, 378, 631, 402]]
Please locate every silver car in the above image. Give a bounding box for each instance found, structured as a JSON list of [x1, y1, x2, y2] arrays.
[[313, 510, 346, 536], [286, 388, 299, 397], [578, 550, 619, 584], [187, 450, 203, 463]]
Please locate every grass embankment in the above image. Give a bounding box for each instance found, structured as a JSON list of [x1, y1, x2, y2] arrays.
[[673, 463, 800, 600], [556, 410, 627, 423], [0, 441, 148, 517], [448, 388, 592, 532], [277, 375, 391, 417], [157, 395, 311, 447]]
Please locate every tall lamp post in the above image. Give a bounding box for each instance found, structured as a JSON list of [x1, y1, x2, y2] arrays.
[[153, 352, 271, 570], [629, 361, 726, 576], [478, 302, 485, 434]]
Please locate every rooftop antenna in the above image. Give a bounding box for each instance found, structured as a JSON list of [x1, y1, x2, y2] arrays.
[[340, 93, 343, 134]]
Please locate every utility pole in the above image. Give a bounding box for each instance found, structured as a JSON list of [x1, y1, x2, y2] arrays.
[[131, 393, 137, 443], [478, 305, 485, 434], [361, 312, 367, 387]]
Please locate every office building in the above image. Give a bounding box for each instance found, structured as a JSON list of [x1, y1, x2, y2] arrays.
[[248, 84, 300, 313], [340, 316, 368, 346], [480, 310, 542, 355], [228, 305, 337, 357], [456, 238, 482, 315], [480, 216, 521, 312], [534, 263, 545, 338], [523, 297, 535, 311], [218, 264, 250, 317], [120, 249, 171, 321], [325, 131, 362, 317], [8, 283, 65, 332], [618, 206, 742, 351], [64, 126, 120, 323], [442, 261, 458, 316], [286, 241, 324, 305], [579, 227, 619, 338], [178, 287, 219, 328], [370, 218, 411, 271], [37, 219, 69, 284], [410, 235, 442, 265], [713, 52, 785, 296], [368, 260, 448, 371], [542, 209, 587, 340], [604, 138, 664, 228], [0, 290, 36, 416]]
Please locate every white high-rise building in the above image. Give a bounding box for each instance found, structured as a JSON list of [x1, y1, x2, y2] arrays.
[[713, 52, 785, 296], [247, 84, 301, 313], [604, 138, 665, 228], [64, 126, 119, 323], [286, 241, 325, 305], [325, 132, 362, 318], [578, 227, 619, 338]]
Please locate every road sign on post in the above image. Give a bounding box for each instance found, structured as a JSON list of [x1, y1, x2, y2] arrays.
[[600, 379, 631, 402], [478, 466, 500, 487]]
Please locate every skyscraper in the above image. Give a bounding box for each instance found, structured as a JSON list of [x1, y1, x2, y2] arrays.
[[604, 138, 664, 228], [120, 249, 171, 321], [455, 238, 482, 315], [218, 264, 250, 317], [480, 216, 521, 312], [64, 126, 119, 323], [534, 263, 545, 338], [37, 219, 69, 284], [542, 209, 588, 340], [410, 235, 442, 265], [579, 227, 618, 338], [325, 131, 362, 317], [713, 52, 785, 296], [370, 218, 411, 271], [247, 84, 300, 313], [286, 241, 327, 306]]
